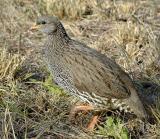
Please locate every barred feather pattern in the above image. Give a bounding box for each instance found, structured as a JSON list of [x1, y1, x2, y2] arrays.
[[43, 28, 132, 113], [40, 16, 146, 118]]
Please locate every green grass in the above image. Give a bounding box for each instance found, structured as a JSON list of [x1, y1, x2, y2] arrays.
[[97, 117, 128, 139], [42, 74, 66, 96]]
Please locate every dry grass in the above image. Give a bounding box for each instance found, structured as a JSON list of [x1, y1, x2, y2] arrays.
[[91, 22, 160, 77], [0, 0, 160, 138]]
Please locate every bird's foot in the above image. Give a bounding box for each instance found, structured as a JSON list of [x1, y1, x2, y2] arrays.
[[69, 104, 94, 121], [87, 115, 99, 131], [69, 104, 100, 131]]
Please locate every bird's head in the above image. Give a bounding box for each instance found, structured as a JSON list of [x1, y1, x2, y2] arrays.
[[31, 16, 63, 35]]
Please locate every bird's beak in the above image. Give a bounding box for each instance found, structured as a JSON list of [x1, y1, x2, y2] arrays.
[[30, 24, 40, 31]]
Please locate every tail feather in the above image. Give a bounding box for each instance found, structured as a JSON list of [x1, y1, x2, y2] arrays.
[[125, 88, 147, 119]]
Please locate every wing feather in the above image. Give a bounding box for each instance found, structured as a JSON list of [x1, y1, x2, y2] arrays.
[[65, 42, 132, 99]]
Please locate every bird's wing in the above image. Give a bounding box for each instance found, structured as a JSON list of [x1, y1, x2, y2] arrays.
[[67, 43, 132, 99]]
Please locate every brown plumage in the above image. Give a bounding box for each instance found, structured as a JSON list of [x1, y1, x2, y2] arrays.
[[31, 16, 147, 119]]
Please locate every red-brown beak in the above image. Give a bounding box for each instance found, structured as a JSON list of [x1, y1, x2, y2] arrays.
[[30, 23, 41, 31]]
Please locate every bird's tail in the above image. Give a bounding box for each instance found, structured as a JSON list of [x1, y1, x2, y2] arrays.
[[125, 87, 147, 119]]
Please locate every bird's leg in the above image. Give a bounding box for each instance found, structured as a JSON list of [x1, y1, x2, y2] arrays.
[[87, 115, 99, 131], [69, 104, 94, 121], [69, 104, 100, 131]]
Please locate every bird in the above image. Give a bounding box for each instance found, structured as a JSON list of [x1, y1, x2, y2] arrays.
[[31, 16, 147, 130]]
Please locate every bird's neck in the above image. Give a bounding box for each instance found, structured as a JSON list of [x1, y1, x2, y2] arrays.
[[44, 31, 71, 64], [46, 30, 70, 50]]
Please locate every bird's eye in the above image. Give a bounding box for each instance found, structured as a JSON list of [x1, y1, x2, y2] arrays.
[[41, 21, 46, 24]]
